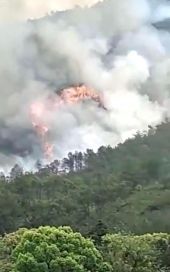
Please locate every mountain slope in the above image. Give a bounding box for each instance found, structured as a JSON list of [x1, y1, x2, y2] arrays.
[[1, 122, 170, 235]]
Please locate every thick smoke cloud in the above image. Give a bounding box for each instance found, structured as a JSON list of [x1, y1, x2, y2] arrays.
[[0, 0, 100, 22], [152, 0, 170, 22], [0, 0, 170, 170]]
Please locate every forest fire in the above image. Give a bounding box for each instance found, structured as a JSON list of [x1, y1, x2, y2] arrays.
[[30, 84, 106, 159], [30, 101, 54, 159], [58, 84, 106, 110]]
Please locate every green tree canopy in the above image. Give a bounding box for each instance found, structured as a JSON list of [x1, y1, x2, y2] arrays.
[[13, 226, 111, 272]]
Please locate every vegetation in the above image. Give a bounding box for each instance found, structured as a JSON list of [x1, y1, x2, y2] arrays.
[[2, 122, 170, 270], [1, 122, 170, 235], [1, 227, 170, 272], [12, 226, 111, 272]]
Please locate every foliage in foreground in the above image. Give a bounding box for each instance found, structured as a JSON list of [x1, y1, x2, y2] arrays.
[[102, 233, 170, 272], [2, 227, 170, 272], [9, 226, 111, 272]]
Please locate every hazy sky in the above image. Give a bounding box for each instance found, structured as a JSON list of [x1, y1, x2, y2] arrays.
[[0, 0, 101, 21]]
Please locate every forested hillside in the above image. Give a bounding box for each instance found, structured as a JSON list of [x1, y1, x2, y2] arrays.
[[1, 122, 170, 236]]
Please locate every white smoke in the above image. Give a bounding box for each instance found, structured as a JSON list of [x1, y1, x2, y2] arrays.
[[0, 0, 170, 169], [0, 0, 101, 22], [152, 1, 170, 22]]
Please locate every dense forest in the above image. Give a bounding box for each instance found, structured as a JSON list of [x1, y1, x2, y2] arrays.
[[2, 122, 170, 271], [1, 121, 170, 236]]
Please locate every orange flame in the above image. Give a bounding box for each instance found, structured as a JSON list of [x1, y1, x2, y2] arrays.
[[30, 84, 105, 160], [60, 85, 105, 108], [30, 101, 54, 159]]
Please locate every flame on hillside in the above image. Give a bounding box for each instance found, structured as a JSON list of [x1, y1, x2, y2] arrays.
[[30, 84, 106, 159]]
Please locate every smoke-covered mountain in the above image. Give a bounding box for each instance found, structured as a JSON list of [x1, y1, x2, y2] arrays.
[[1, 0, 170, 171], [2, 121, 170, 234]]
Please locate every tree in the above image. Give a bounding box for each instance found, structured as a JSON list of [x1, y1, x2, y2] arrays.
[[74, 151, 84, 171], [49, 160, 60, 174], [35, 160, 42, 172], [102, 234, 157, 272], [0, 237, 14, 272], [13, 226, 111, 272], [10, 164, 23, 180], [0, 172, 5, 181], [68, 152, 75, 172], [142, 158, 161, 180], [89, 220, 108, 246], [61, 158, 70, 173]]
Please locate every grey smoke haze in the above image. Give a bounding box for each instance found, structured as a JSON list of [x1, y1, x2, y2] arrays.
[[0, 0, 170, 170]]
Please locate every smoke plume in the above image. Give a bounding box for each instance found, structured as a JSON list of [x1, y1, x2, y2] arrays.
[[0, 0, 170, 170], [0, 0, 100, 22]]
